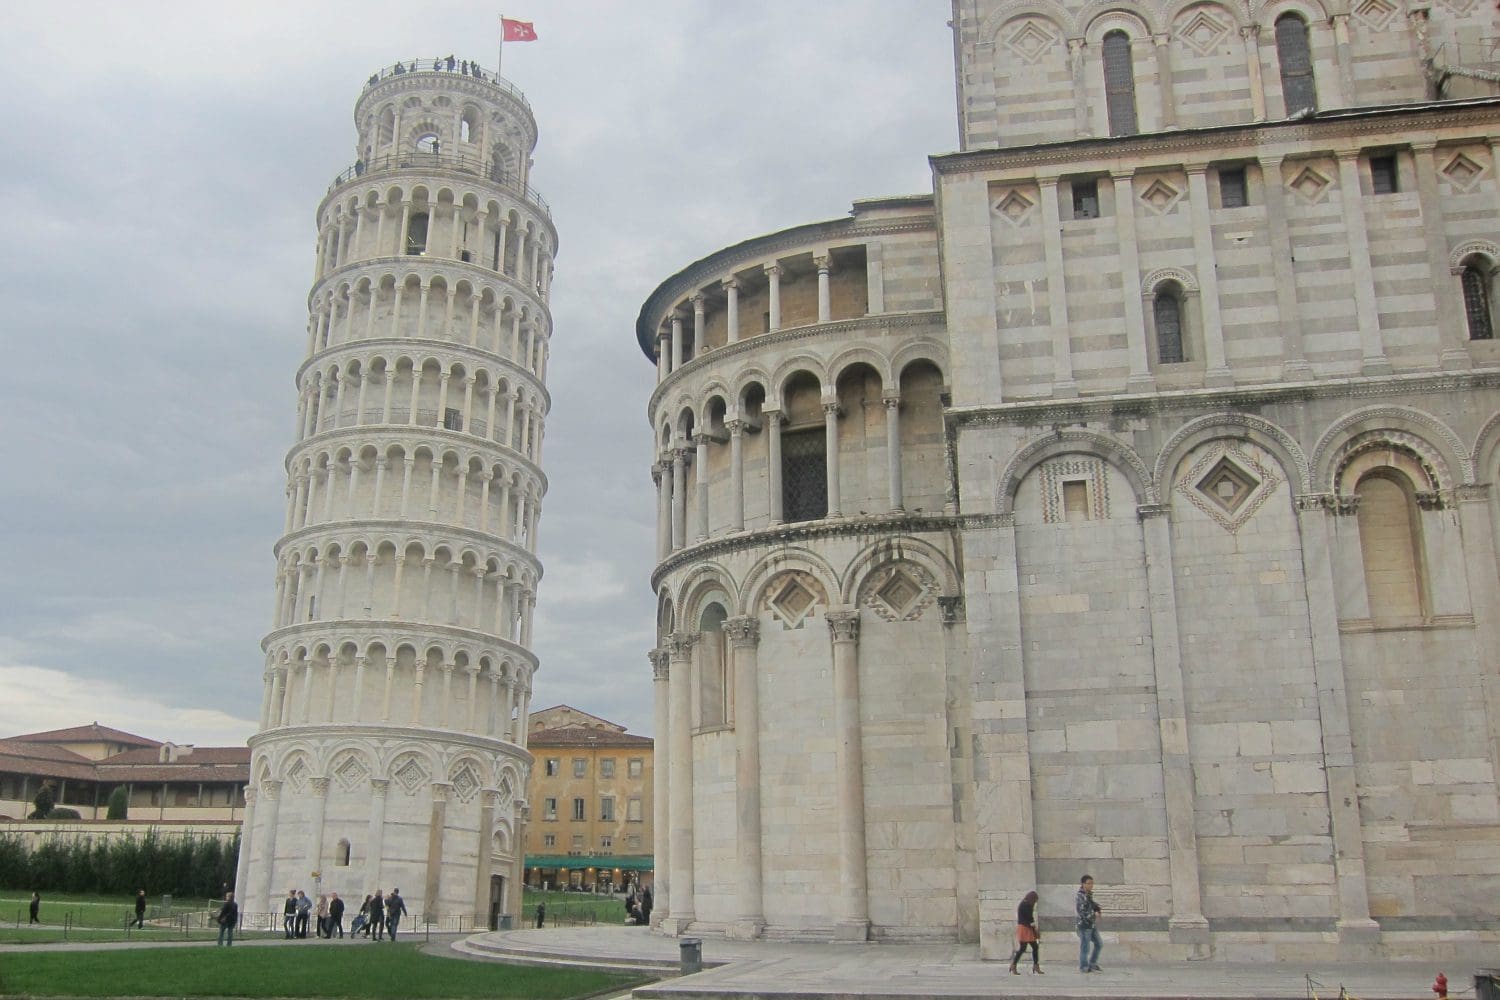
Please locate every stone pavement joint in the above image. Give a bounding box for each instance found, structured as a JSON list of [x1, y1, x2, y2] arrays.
[[450, 927, 1486, 999]]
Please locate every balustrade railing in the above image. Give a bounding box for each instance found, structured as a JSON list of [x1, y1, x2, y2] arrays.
[[329, 150, 550, 215]]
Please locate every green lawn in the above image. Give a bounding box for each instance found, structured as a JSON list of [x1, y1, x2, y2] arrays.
[[0, 890, 173, 930], [0, 942, 646, 998]]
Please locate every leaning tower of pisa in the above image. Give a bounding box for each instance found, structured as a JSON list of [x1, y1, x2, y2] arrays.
[[237, 58, 555, 929]]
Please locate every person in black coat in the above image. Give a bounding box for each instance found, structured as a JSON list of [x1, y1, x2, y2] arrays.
[[328, 892, 345, 938], [134, 890, 147, 928], [216, 893, 239, 947], [384, 888, 408, 941], [282, 890, 297, 938], [370, 889, 386, 940], [28, 892, 39, 924], [1008, 890, 1043, 974]]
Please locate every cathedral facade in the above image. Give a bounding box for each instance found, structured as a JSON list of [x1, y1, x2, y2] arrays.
[[638, 0, 1500, 960], [238, 59, 554, 927]]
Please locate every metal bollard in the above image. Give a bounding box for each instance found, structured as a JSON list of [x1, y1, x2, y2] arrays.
[[679, 937, 703, 975], [1475, 969, 1500, 1000]]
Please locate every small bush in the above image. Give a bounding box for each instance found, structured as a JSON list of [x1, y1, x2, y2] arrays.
[[105, 787, 128, 820]]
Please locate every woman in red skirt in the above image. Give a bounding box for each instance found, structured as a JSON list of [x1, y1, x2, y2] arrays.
[[1008, 890, 1042, 974]]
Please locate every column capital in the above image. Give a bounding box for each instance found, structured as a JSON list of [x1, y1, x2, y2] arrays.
[[1332, 493, 1362, 516], [1152, 31, 1171, 46], [813, 253, 832, 273], [1239, 23, 1261, 39], [1456, 483, 1491, 503], [1137, 502, 1172, 519], [1294, 492, 1336, 512], [430, 781, 452, 802], [262, 779, 282, 800], [649, 648, 670, 681], [826, 609, 861, 643], [667, 631, 700, 660], [822, 400, 841, 417], [481, 789, 501, 809], [882, 393, 901, 410], [721, 276, 741, 292], [691, 293, 706, 309], [763, 262, 782, 278], [723, 616, 761, 648], [243, 786, 259, 807], [725, 418, 745, 437], [1067, 36, 1086, 53], [938, 596, 966, 625]]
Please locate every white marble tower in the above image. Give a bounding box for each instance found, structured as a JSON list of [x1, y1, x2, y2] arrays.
[[237, 57, 556, 928]]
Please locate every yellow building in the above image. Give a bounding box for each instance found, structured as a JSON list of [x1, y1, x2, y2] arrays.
[[523, 706, 653, 893]]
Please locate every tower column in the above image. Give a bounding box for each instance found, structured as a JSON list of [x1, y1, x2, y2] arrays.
[[727, 420, 745, 531], [723, 278, 740, 344], [664, 634, 698, 934], [649, 650, 671, 926], [827, 610, 868, 940], [725, 617, 764, 939]]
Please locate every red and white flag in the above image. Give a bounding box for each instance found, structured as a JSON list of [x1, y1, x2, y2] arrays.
[[501, 17, 537, 42]]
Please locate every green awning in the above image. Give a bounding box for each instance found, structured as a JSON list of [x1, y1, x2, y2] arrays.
[[525, 855, 655, 871]]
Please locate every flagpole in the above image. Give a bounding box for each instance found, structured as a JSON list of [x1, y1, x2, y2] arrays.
[[497, 13, 504, 79]]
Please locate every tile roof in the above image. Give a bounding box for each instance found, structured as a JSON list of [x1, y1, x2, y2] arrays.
[[528, 725, 653, 748], [9, 724, 161, 747]]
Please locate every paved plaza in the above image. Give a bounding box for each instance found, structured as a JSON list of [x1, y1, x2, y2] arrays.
[[454, 926, 1498, 999]]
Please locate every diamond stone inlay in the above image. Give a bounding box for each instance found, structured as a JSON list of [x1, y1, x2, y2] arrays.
[[451, 765, 480, 803], [1178, 10, 1230, 55], [393, 756, 429, 795], [1290, 166, 1332, 204], [285, 757, 309, 793], [333, 754, 369, 792], [772, 577, 816, 623], [1140, 178, 1182, 213], [1442, 152, 1485, 191], [1004, 19, 1058, 63], [1353, 0, 1397, 28], [876, 570, 922, 618], [994, 189, 1035, 225], [1197, 458, 1259, 514]]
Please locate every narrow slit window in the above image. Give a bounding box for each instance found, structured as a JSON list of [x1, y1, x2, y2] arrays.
[[1072, 179, 1100, 219], [1462, 263, 1494, 340], [1219, 166, 1248, 208], [1102, 31, 1139, 136], [1275, 15, 1317, 115], [1370, 155, 1399, 195], [1155, 288, 1186, 363]]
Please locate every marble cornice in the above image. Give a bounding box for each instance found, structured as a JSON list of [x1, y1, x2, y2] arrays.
[[635, 211, 938, 356], [947, 368, 1500, 429], [273, 517, 543, 573], [650, 511, 958, 590], [297, 336, 550, 406], [260, 618, 539, 667], [647, 310, 946, 417], [285, 424, 548, 488], [932, 98, 1500, 177], [249, 722, 531, 760]]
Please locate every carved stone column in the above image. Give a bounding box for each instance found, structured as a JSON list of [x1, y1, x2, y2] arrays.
[[764, 263, 782, 332], [1185, 165, 1232, 386], [255, 780, 282, 912], [474, 789, 498, 928], [725, 617, 765, 939], [827, 609, 869, 940], [1152, 33, 1176, 128], [425, 782, 451, 917], [365, 778, 389, 891], [723, 277, 741, 344], [815, 253, 832, 323], [727, 420, 746, 531], [235, 785, 257, 904], [1038, 176, 1077, 397], [823, 400, 842, 518], [1334, 150, 1391, 375], [694, 433, 710, 542], [1293, 494, 1379, 946], [1136, 504, 1209, 948], [883, 395, 904, 512], [671, 448, 687, 550], [664, 633, 699, 934], [692, 293, 706, 355], [766, 409, 784, 524], [649, 649, 671, 926], [306, 777, 330, 885]]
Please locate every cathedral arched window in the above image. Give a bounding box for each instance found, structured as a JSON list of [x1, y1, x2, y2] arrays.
[[1275, 14, 1317, 116], [1461, 258, 1495, 340], [1355, 469, 1426, 622], [1153, 284, 1186, 363], [1102, 31, 1139, 137]]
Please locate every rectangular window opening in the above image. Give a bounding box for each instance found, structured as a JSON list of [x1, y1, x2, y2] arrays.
[[443, 407, 463, 431], [1063, 481, 1091, 522], [1219, 167, 1247, 208], [1371, 155, 1399, 195], [571, 797, 585, 821], [1071, 179, 1100, 220]]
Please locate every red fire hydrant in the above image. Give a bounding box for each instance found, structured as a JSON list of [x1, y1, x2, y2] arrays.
[[1432, 972, 1448, 998]]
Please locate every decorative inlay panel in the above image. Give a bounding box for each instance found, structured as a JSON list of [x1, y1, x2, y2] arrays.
[[993, 188, 1037, 227], [1352, 0, 1397, 29], [1003, 18, 1059, 64], [332, 753, 369, 792], [451, 763, 480, 803], [1039, 457, 1110, 524], [392, 753, 431, 794], [1140, 177, 1183, 214], [859, 562, 939, 622], [1441, 151, 1486, 192], [1175, 444, 1281, 532], [1177, 10, 1231, 55], [1289, 165, 1333, 205], [761, 571, 829, 629]]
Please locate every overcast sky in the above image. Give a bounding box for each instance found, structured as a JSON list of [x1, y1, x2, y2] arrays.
[[0, 2, 956, 746]]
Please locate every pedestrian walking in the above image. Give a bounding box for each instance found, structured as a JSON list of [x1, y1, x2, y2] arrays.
[[370, 889, 386, 940], [216, 892, 238, 946], [1075, 874, 1103, 972], [28, 892, 39, 924], [282, 889, 297, 938], [535, 900, 545, 928], [134, 889, 147, 928], [1008, 890, 1042, 975], [385, 888, 407, 940]]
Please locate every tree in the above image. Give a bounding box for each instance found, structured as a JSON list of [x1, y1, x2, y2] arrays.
[[29, 785, 55, 820], [106, 786, 129, 820]]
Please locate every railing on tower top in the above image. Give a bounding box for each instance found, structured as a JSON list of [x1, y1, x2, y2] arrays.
[[1430, 39, 1500, 81], [362, 58, 531, 112], [328, 151, 550, 215]]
